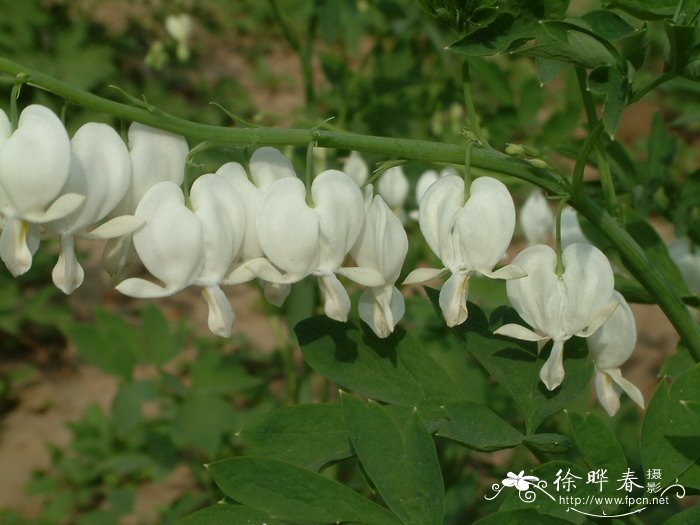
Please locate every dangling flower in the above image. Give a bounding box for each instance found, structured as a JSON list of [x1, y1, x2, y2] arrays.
[[249, 170, 383, 322], [519, 189, 554, 245], [0, 105, 84, 276], [351, 195, 408, 337], [588, 291, 644, 416], [46, 123, 142, 294], [668, 237, 700, 294], [408, 166, 458, 221], [103, 123, 189, 277], [342, 151, 368, 186], [378, 165, 409, 222], [165, 13, 193, 61], [559, 206, 589, 248], [218, 147, 296, 306], [494, 243, 619, 391], [403, 175, 525, 327], [116, 174, 245, 337]]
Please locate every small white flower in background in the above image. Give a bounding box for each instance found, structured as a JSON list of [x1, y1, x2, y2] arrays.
[[519, 189, 554, 245], [408, 166, 458, 221], [342, 151, 368, 186], [312, 146, 327, 172], [403, 175, 526, 327], [249, 170, 383, 322], [0, 105, 84, 276], [588, 291, 644, 416], [117, 174, 245, 337], [165, 13, 193, 61], [494, 243, 619, 391], [560, 206, 589, 248], [47, 123, 143, 294], [218, 147, 296, 306], [351, 195, 408, 338], [103, 123, 189, 277], [378, 165, 409, 222], [667, 237, 700, 294]]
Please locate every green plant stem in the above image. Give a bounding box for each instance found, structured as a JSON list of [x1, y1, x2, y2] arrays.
[[1, 56, 698, 359], [575, 67, 619, 218], [554, 198, 568, 276], [630, 71, 677, 103], [462, 60, 489, 147]]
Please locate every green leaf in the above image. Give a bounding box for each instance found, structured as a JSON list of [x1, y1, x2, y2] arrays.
[[665, 21, 696, 73], [208, 456, 401, 524], [178, 504, 281, 525], [426, 293, 594, 434], [664, 505, 700, 525], [296, 316, 464, 407], [641, 364, 700, 488], [536, 58, 564, 85], [603, 0, 682, 20], [581, 10, 636, 41], [620, 25, 648, 70], [436, 402, 524, 451], [449, 13, 539, 57], [111, 380, 158, 438], [567, 412, 627, 487], [341, 394, 444, 525], [190, 351, 262, 395], [140, 304, 184, 365], [474, 509, 571, 524], [623, 207, 690, 296], [660, 344, 696, 379], [587, 66, 630, 137], [522, 433, 573, 453], [544, 0, 570, 20], [239, 403, 352, 471], [172, 392, 237, 456]]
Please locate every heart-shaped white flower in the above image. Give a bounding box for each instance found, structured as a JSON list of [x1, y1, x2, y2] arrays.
[[519, 189, 553, 246]]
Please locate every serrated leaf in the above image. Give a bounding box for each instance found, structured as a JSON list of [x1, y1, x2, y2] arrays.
[[426, 292, 594, 434], [341, 394, 444, 525], [208, 456, 402, 524], [436, 402, 524, 451], [295, 316, 465, 408]]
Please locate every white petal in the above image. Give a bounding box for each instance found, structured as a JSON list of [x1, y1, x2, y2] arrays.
[[0, 105, 71, 215], [243, 257, 300, 284], [540, 339, 566, 391], [439, 272, 471, 327], [606, 368, 644, 409], [132, 182, 203, 291], [202, 285, 235, 337], [191, 172, 245, 283], [668, 237, 700, 294], [403, 267, 446, 285], [257, 177, 319, 279], [588, 292, 637, 369], [494, 323, 547, 342], [519, 189, 554, 245], [343, 151, 368, 186], [0, 218, 33, 276], [415, 170, 439, 204], [576, 300, 619, 338], [102, 235, 136, 277], [116, 277, 178, 298], [52, 234, 84, 294], [25, 193, 86, 223], [312, 170, 365, 271], [249, 147, 296, 190], [482, 263, 527, 280], [594, 370, 620, 417], [359, 286, 404, 338], [223, 262, 256, 285], [50, 123, 131, 233], [378, 166, 409, 209], [0, 109, 10, 141], [559, 207, 589, 248], [261, 281, 291, 307], [82, 215, 145, 239], [418, 175, 464, 267], [454, 176, 516, 274], [318, 274, 351, 322], [336, 266, 385, 287]]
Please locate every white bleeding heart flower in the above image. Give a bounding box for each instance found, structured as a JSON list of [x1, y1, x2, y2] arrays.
[[667, 237, 700, 294], [409, 166, 458, 221], [588, 291, 644, 416], [351, 195, 408, 337], [560, 206, 589, 248], [519, 189, 554, 245], [343, 151, 369, 186], [404, 175, 526, 327], [103, 123, 189, 276], [250, 170, 383, 322], [46, 123, 142, 294], [116, 175, 245, 337], [218, 147, 296, 306], [378, 165, 409, 222], [0, 105, 84, 276], [494, 243, 619, 391]]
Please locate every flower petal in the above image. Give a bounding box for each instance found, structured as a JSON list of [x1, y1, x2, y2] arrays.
[[82, 215, 145, 239], [519, 189, 554, 245], [540, 339, 566, 391], [318, 274, 351, 322], [342, 151, 368, 186], [403, 267, 446, 285], [482, 263, 527, 280], [606, 368, 644, 409], [588, 291, 637, 369], [359, 286, 405, 338], [378, 166, 409, 209], [261, 281, 291, 307], [257, 177, 319, 279], [249, 147, 296, 190], [418, 174, 464, 267], [0, 218, 33, 276], [439, 272, 471, 327], [494, 323, 547, 342], [337, 266, 385, 287], [24, 193, 86, 224], [52, 234, 84, 294], [202, 285, 235, 337], [594, 370, 620, 417], [116, 277, 178, 298]]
